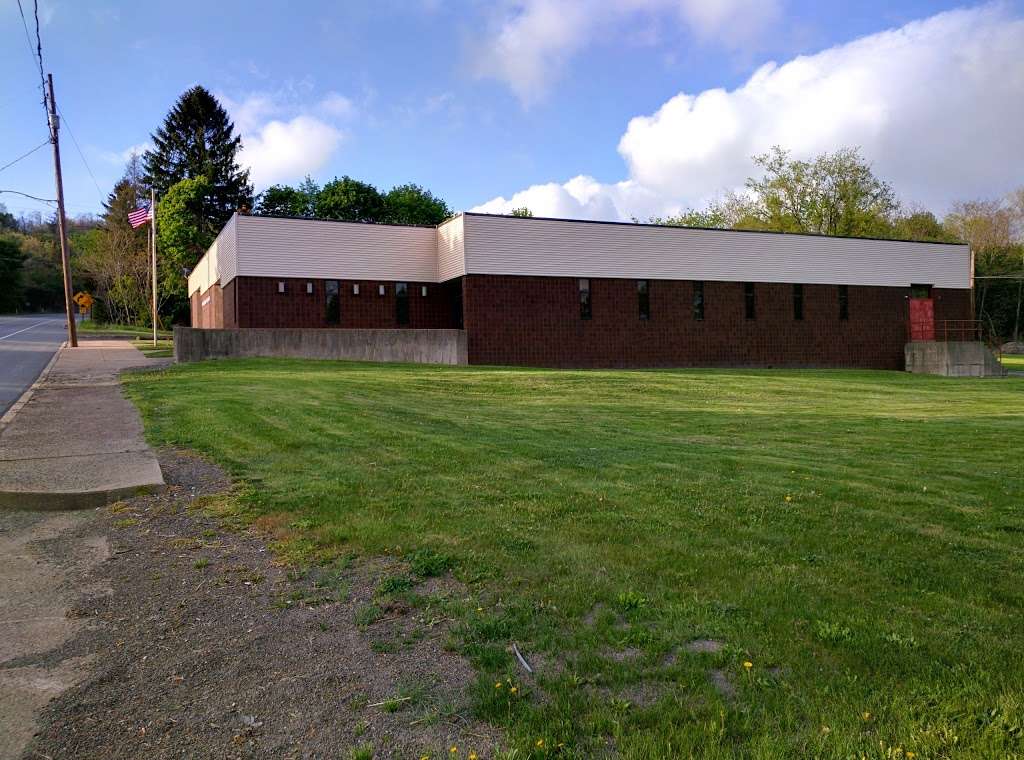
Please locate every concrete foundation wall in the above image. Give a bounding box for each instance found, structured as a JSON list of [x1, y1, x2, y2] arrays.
[[175, 326, 468, 366], [905, 341, 1007, 377]]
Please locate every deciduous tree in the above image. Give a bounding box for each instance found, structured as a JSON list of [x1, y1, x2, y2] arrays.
[[314, 176, 385, 222], [0, 237, 25, 312], [156, 176, 218, 324], [741, 146, 898, 237], [255, 178, 318, 218], [76, 158, 152, 325], [384, 184, 451, 225]]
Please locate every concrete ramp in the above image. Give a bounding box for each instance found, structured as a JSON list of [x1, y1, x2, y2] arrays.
[[0, 340, 166, 511], [905, 341, 1007, 377]]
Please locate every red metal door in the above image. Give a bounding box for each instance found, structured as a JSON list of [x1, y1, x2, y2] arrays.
[[909, 298, 935, 341]]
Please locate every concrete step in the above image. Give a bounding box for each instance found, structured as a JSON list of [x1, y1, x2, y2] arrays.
[[905, 340, 1007, 377]]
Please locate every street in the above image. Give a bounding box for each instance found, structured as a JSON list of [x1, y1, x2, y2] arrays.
[[0, 315, 68, 417]]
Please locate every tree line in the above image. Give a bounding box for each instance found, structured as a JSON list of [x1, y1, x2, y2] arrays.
[[1, 91, 1021, 341]]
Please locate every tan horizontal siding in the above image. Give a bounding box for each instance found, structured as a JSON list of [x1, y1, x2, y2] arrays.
[[436, 215, 466, 282], [235, 215, 437, 282], [187, 214, 236, 296], [462, 214, 971, 289]]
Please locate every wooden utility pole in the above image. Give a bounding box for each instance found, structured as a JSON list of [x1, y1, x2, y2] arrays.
[[151, 188, 158, 347], [46, 73, 78, 348]]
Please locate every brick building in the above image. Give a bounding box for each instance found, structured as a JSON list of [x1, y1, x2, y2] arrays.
[[187, 212, 972, 369]]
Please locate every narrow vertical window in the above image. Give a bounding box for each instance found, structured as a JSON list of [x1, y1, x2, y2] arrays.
[[838, 284, 849, 320], [637, 279, 650, 320], [306, 281, 314, 295], [744, 282, 756, 320], [692, 281, 705, 321], [277, 281, 286, 294], [378, 284, 386, 296], [396, 282, 409, 325], [578, 278, 591, 320], [793, 283, 804, 320], [421, 285, 428, 297], [325, 280, 340, 324], [353, 283, 360, 296]]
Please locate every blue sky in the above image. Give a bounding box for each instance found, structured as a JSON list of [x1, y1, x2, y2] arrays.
[[1, 1, 1022, 222]]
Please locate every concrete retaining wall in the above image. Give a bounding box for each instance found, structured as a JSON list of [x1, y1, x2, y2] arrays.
[[905, 341, 1006, 377], [174, 326, 468, 365]]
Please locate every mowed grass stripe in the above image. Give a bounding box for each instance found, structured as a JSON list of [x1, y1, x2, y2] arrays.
[[124, 359, 1024, 758]]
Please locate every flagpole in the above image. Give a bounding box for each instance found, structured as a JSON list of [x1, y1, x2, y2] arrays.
[[151, 189, 158, 347]]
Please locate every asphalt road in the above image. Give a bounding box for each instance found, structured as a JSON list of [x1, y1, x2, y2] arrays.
[[0, 315, 69, 417]]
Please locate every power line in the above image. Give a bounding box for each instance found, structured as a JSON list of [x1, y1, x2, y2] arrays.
[[15, 0, 47, 117], [0, 189, 57, 204], [56, 105, 105, 203], [15, 1, 105, 208], [0, 138, 50, 174]]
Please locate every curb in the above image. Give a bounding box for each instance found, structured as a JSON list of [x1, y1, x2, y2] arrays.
[[0, 483, 164, 512], [0, 341, 65, 433]]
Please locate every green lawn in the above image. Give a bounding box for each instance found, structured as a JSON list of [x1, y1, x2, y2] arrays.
[[78, 319, 173, 340], [124, 360, 1024, 758], [1002, 354, 1024, 372], [136, 338, 174, 358]]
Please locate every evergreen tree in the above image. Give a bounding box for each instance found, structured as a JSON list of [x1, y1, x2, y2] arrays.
[[143, 86, 252, 225]]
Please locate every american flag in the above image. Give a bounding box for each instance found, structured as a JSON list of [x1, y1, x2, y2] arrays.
[[128, 206, 152, 228]]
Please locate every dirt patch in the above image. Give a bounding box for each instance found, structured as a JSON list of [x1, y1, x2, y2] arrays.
[[709, 669, 736, 700], [590, 681, 666, 710], [606, 647, 642, 663], [23, 448, 502, 759], [685, 639, 724, 654]]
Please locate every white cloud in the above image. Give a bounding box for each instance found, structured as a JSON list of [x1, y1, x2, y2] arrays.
[[220, 91, 353, 189], [473, 4, 1024, 220], [238, 115, 343, 189], [470, 0, 780, 105], [97, 142, 153, 166], [676, 0, 780, 45], [221, 93, 279, 134], [319, 92, 355, 119]]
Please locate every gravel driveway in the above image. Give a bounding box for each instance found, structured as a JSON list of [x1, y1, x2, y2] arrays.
[[5, 449, 499, 759]]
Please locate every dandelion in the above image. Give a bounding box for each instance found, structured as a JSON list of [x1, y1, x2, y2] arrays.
[[469, 753, 479, 760], [450, 746, 458, 755], [495, 682, 503, 689], [536, 739, 545, 748], [862, 711, 872, 721], [743, 661, 753, 670], [510, 686, 519, 694], [784, 495, 793, 503], [477, 607, 483, 612], [907, 753, 916, 759]]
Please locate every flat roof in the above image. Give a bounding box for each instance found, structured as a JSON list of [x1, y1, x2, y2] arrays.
[[241, 210, 967, 247]]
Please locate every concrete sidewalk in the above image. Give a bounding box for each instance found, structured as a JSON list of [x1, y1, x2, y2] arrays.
[[0, 340, 167, 510]]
